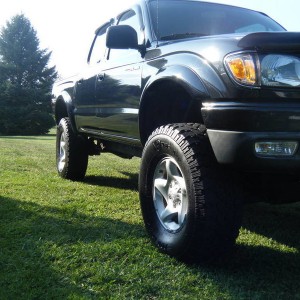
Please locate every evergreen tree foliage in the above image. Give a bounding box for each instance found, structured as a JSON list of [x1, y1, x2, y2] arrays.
[[0, 14, 57, 135]]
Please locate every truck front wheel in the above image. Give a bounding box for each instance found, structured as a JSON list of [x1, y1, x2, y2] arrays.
[[56, 117, 88, 181], [139, 123, 242, 262]]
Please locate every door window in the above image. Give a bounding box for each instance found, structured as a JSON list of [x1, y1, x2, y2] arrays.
[[89, 23, 110, 65]]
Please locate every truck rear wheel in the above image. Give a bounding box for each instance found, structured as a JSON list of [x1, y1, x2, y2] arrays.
[[139, 123, 242, 262], [56, 117, 88, 181]]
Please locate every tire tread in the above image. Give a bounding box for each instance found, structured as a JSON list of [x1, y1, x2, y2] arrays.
[[140, 123, 242, 261]]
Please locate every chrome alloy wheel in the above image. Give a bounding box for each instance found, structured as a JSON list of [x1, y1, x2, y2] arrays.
[[153, 157, 188, 231], [58, 131, 66, 172]]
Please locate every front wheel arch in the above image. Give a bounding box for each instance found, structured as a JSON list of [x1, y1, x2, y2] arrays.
[[139, 79, 205, 146]]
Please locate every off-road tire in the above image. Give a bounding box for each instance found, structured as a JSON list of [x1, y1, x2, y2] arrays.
[[56, 117, 88, 181], [139, 123, 242, 261]]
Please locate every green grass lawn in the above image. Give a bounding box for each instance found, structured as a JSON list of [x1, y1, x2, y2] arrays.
[[0, 134, 299, 299]]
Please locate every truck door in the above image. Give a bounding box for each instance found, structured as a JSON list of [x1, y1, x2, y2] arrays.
[[94, 9, 143, 141], [74, 23, 109, 131]]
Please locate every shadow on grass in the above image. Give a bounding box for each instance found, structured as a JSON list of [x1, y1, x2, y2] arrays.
[[84, 172, 139, 191], [243, 202, 300, 249], [0, 195, 145, 298], [196, 202, 300, 299], [1, 192, 299, 299]]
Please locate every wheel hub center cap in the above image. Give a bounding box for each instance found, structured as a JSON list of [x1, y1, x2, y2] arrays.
[[168, 180, 182, 208]]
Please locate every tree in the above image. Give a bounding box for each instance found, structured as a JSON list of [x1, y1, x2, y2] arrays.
[[0, 14, 57, 135]]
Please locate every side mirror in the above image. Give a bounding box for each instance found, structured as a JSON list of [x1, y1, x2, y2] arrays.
[[106, 25, 139, 50]]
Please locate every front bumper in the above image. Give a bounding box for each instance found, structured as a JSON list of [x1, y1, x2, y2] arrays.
[[202, 102, 300, 172], [207, 129, 300, 171]]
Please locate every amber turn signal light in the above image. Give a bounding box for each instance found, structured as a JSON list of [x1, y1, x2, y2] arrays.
[[225, 54, 257, 86]]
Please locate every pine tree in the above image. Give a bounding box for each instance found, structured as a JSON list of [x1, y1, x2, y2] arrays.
[[0, 14, 57, 135]]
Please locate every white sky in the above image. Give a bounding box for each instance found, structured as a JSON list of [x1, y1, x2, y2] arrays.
[[0, 0, 299, 78]]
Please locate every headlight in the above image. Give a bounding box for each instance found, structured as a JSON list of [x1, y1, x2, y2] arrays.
[[225, 52, 300, 88], [261, 54, 300, 87]]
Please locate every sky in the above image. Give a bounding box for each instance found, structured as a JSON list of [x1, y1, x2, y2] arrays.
[[0, 0, 300, 78]]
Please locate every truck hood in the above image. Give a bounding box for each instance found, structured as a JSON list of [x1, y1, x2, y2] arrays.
[[238, 32, 300, 51], [158, 31, 300, 53], [154, 32, 300, 66]]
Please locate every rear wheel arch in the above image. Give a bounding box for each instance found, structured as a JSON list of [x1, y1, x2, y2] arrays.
[[54, 97, 68, 124], [54, 93, 77, 133]]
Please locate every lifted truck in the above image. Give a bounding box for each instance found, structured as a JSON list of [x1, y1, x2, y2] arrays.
[[52, 0, 300, 261]]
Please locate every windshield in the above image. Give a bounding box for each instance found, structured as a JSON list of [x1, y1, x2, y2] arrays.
[[148, 0, 285, 40]]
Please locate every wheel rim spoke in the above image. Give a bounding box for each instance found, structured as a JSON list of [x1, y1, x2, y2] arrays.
[[177, 185, 187, 225], [160, 203, 177, 223], [165, 159, 180, 184], [154, 178, 168, 200]]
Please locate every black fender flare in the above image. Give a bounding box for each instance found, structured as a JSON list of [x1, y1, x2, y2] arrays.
[[138, 57, 228, 143], [140, 64, 209, 102], [54, 91, 77, 133], [139, 65, 210, 144]]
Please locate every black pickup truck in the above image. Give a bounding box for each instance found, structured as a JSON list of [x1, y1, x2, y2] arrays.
[[52, 0, 300, 261]]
